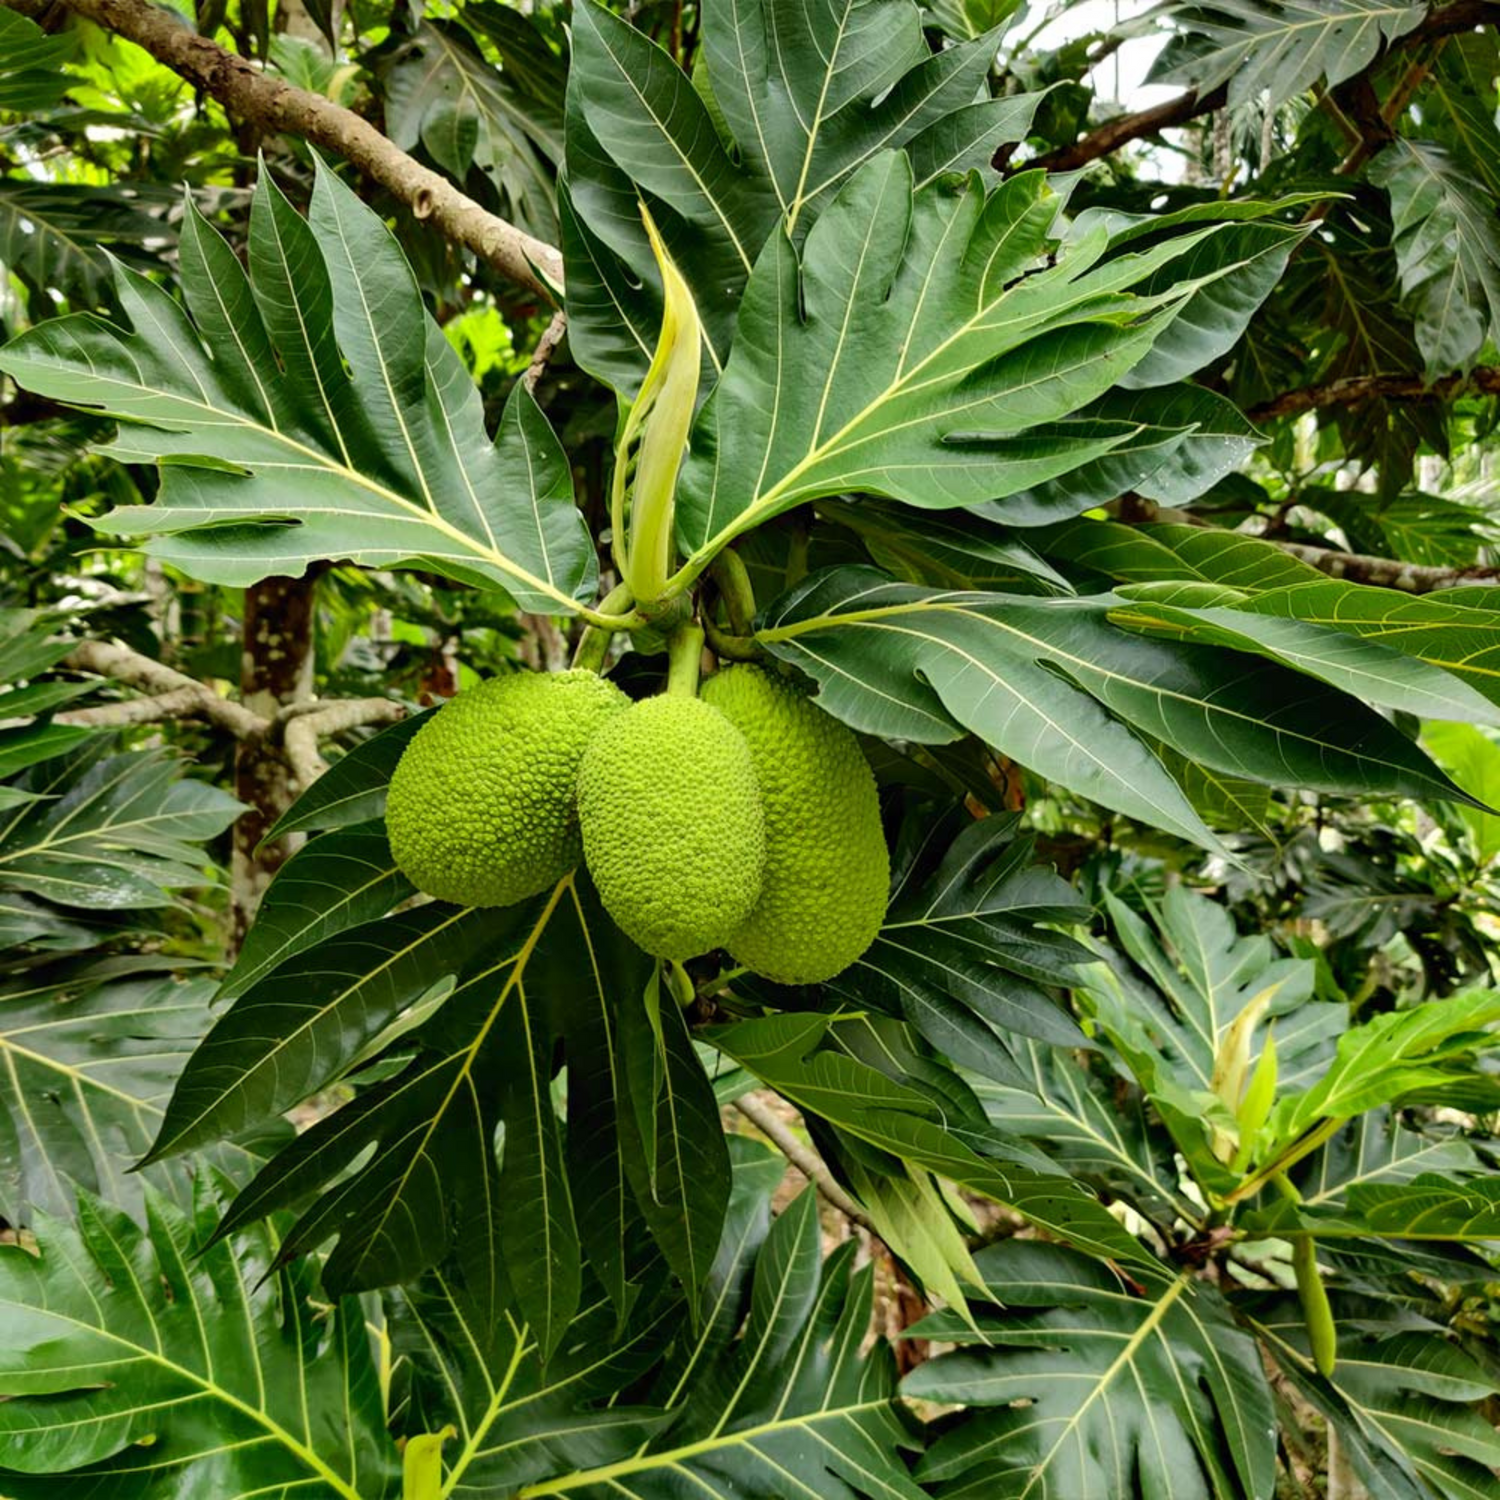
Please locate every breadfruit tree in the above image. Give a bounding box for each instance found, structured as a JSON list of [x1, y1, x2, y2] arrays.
[[2, 0, 1499, 1496]]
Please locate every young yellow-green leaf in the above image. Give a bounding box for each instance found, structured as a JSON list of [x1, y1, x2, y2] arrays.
[[612, 205, 702, 604], [1272, 990, 1500, 1142]]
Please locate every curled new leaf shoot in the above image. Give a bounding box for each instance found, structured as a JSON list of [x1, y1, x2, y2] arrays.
[[611, 205, 703, 609]]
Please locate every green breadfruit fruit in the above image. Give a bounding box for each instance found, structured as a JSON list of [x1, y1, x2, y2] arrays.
[[385, 669, 628, 907], [577, 694, 765, 959], [701, 665, 889, 985]]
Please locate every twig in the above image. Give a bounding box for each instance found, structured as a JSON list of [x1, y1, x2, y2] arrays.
[[522, 311, 568, 393], [281, 698, 406, 790], [732, 1092, 877, 1233], [1026, 0, 1498, 174], [1247, 368, 1500, 423], [60, 639, 267, 738], [1121, 499, 1500, 593], [1272, 543, 1499, 593], [1027, 84, 1227, 173], [43, 0, 563, 298]]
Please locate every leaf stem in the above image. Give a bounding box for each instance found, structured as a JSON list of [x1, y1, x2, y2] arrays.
[[1224, 1117, 1347, 1206], [709, 548, 757, 634], [571, 583, 637, 670]]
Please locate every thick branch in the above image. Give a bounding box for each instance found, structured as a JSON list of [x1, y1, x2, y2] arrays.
[[56, 685, 216, 728], [62, 639, 267, 738], [1029, 0, 1500, 174], [282, 698, 406, 790], [732, 1092, 877, 1233], [43, 0, 563, 298], [1248, 367, 1500, 423]]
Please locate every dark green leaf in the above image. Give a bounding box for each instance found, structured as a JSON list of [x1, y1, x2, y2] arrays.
[[0, 166, 597, 609], [146, 901, 494, 1165], [220, 821, 415, 1000], [908, 1240, 1276, 1500], [616, 972, 732, 1304], [0, 968, 273, 1224], [1371, 138, 1500, 373], [0, 9, 76, 112], [677, 157, 1303, 567], [835, 808, 1093, 1077], [0, 1182, 397, 1498]]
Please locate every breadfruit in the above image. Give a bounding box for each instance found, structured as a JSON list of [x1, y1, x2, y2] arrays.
[[577, 694, 765, 959], [701, 666, 888, 985], [385, 669, 628, 907]]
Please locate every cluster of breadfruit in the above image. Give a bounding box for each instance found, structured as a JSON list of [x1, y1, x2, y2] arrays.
[[383, 664, 890, 985]]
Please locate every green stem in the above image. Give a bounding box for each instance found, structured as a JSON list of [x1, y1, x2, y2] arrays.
[[703, 617, 761, 662], [710, 549, 757, 635], [1224, 1118, 1347, 1206], [666, 622, 706, 698], [571, 582, 637, 671]]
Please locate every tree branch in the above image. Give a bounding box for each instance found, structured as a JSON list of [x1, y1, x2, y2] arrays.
[[522, 310, 568, 393], [1247, 368, 1500, 423], [281, 698, 407, 790], [1027, 0, 1500, 175], [1029, 84, 1227, 174], [60, 639, 268, 738], [39, 0, 563, 298], [1272, 542, 1498, 593], [1122, 499, 1499, 593], [732, 1092, 877, 1234], [56, 685, 220, 729]]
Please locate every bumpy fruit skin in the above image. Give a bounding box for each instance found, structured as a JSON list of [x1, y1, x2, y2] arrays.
[[385, 669, 628, 907], [702, 666, 889, 985], [577, 695, 765, 960]]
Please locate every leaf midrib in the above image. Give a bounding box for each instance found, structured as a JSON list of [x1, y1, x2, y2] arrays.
[[14, 354, 586, 616]]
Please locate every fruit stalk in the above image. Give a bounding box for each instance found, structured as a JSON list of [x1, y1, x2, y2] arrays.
[[666, 622, 706, 698]]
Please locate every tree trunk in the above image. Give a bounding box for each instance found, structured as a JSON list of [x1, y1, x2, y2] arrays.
[[230, 573, 319, 949]]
